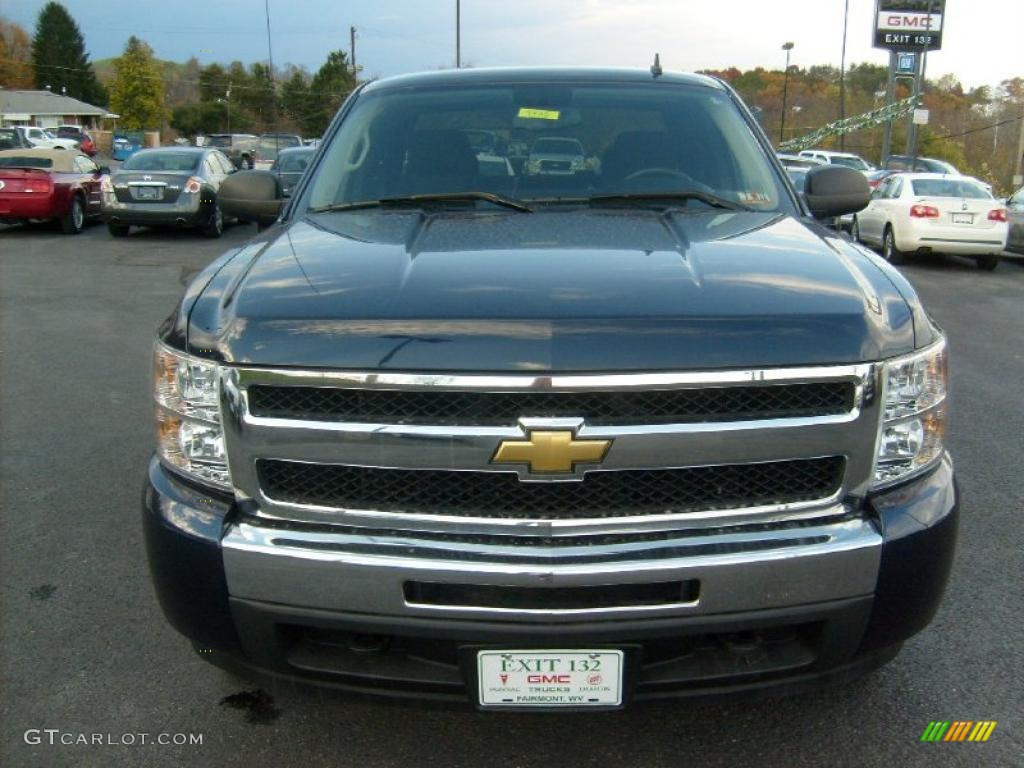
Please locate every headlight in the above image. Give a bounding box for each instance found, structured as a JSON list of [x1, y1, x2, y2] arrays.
[[153, 342, 231, 490], [872, 337, 948, 489]]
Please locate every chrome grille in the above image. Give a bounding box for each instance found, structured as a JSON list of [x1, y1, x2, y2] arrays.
[[221, 364, 880, 537], [258, 457, 845, 519], [246, 381, 855, 426]]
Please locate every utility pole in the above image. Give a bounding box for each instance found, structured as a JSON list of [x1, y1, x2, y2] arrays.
[[780, 42, 794, 144], [1014, 104, 1024, 188], [226, 81, 232, 133], [350, 26, 357, 75], [456, 0, 461, 68], [906, 0, 934, 164], [839, 0, 849, 151]]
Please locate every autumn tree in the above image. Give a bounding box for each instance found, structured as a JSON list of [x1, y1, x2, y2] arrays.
[[0, 17, 34, 88], [108, 37, 166, 129], [30, 2, 106, 104]]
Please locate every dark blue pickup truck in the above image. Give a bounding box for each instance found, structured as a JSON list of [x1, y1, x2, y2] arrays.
[[143, 67, 956, 709]]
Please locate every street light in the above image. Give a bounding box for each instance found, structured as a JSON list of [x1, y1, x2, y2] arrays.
[[780, 42, 795, 144]]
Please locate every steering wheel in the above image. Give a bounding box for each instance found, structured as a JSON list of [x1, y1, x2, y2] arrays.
[[624, 167, 697, 185]]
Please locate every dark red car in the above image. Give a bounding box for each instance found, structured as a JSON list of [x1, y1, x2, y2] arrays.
[[55, 125, 97, 156], [0, 149, 108, 234]]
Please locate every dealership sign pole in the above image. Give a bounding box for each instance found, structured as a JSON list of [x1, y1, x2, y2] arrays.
[[873, 0, 945, 165]]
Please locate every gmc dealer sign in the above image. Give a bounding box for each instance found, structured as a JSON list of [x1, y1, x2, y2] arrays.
[[874, 0, 945, 51]]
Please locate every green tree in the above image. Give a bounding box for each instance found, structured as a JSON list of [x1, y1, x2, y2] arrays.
[[31, 2, 106, 104], [171, 101, 251, 137], [299, 50, 355, 137], [281, 69, 313, 126], [108, 36, 165, 129]]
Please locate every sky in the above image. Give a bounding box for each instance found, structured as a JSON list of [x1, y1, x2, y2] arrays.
[[3, 0, 1021, 90]]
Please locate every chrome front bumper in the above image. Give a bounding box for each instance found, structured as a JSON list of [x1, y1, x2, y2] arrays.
[[222, 514, 882, 623]]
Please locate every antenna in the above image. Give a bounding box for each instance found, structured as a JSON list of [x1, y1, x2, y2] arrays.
[[651, 53, 663, 78]]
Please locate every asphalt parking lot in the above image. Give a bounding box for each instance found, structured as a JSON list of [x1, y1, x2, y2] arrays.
[[1, 220, 1022, 768]]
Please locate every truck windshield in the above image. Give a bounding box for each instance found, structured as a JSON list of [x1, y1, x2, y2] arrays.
[[306, 82, 785, 211]]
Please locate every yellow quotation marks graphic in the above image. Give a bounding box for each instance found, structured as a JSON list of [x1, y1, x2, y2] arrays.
[[921, 721, 997, 742]]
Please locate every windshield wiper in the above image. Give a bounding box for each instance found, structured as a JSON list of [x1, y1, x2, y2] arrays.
[[311, 191, 532, 214], [586, 190, 753, 212]]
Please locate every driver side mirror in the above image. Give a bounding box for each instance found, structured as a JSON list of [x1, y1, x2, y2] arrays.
[[219, 170, 284, 227], [804, 165, 870, 219]]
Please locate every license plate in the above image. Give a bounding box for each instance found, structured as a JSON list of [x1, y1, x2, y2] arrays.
[[952, 212, 973, 224], [477, 650, 624, 707], [135, 186, 160, 200]]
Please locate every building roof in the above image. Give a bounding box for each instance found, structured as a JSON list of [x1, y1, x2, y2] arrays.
[[0, 89, 109, 118]]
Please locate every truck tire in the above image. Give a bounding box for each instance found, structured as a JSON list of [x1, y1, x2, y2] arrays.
[[60, 196, 84, 234], [975, 254, 999, 271], [882, 226, 905, 265]]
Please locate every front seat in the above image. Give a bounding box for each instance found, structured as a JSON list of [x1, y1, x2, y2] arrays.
[[403, 130, 479, 195]]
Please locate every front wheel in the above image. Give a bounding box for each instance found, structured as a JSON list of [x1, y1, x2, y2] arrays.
[[202, 204, 223, 238], [60, 197, 84, 234], [975, 254, 999, 271], [882, 227, 905, 265]]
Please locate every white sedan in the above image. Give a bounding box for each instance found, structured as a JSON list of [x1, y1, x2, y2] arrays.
[[852, 173, 1009, 270]]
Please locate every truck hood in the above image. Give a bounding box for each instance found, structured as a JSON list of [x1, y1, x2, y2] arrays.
[[185, 209, 916, 371]]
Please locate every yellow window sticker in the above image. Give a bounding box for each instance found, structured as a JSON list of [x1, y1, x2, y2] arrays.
[[518, 107, 561, 121]]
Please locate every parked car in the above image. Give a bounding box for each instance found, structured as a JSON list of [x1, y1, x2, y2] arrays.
[[150, 67, 955, 706], [0, 127, 33, 150], [852, 173, 1008, 269], [101, 147, 237, 238], [883, 154, 959, 174], [18, 126, 79, 151], [524, 137, 588, 175], [0, 148, 107, 233], [776, 153, 825, 170], [269, 146, 315, 197], [205, 133, 259, 169], [253, 133, 304, 170], [865, 169, 899, 190], [55, 125, 97, 156], [883, 155, 993, 195], [798, 149, 874, 173], [1006, 186, 1024, 255]]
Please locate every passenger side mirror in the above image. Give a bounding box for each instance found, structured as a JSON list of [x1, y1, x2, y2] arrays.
[[804, 166, 870, 219], [219, 170, 284, 227]]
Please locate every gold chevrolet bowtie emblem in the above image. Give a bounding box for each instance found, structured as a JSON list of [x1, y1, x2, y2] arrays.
[[492, 430, 611, 474]]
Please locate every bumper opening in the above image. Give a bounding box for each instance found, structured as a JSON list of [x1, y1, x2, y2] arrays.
[[402, 580, 700, 611]]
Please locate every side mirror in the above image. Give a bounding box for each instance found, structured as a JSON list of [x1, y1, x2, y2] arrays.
[[804, 165, 870, 219], [219, 170, 284, 227]]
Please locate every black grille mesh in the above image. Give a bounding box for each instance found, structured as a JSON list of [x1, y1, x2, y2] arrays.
[[247, 382, 854, 426], [258, 457, 845, 519]]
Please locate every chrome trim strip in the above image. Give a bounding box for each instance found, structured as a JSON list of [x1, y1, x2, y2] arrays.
[[234, 364, 873, 391], [222, 516, 882, 622]]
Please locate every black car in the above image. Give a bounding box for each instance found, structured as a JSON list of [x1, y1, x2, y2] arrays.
[[0, 127, 33, 150], [145, 67, 956, 707], [269, 146, 315, 197], [100, 147, 237, 237]]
